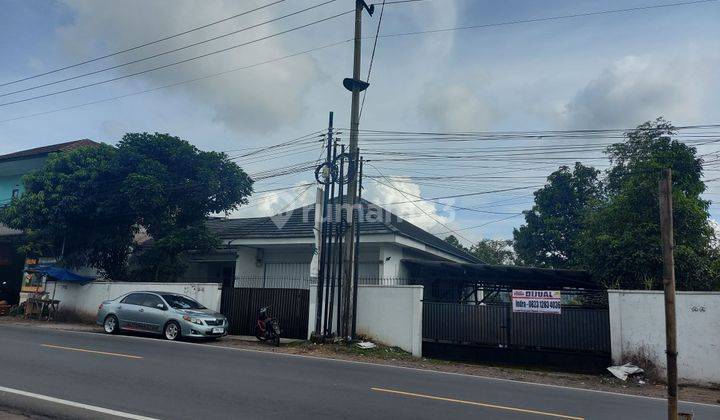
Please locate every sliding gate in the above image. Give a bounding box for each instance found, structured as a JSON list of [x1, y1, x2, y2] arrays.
[[422, 299, 610, 371], [220, 286, 309, 339]]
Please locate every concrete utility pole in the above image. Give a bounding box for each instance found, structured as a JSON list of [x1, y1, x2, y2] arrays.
[[340, 0, 373, 338], [658, 168, 678, 420]]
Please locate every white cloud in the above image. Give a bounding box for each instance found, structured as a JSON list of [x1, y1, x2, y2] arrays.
[[709, 218, 720, 249], [225, 177, 458, 237], [227, 182, 317, 218], [363, 176, 457, 234], [418, 82, 497, 131], [561, 54, 714, 129], [56, 0, 325, 134]]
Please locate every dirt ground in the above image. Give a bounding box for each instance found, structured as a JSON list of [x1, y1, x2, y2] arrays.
[[3, 317, 719, 405]]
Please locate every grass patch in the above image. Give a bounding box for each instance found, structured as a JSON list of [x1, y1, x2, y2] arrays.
[[289, 339, 415, 361]]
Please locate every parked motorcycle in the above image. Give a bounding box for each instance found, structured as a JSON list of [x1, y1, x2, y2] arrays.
[[0, 281, 9, 304], [255, 306, 281, 346]]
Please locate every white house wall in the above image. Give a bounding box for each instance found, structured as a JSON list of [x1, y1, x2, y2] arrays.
[[234, 247, 263, 284], [608, 290, 720, 386], [46, 281, 222, 319], [308, 284, 424, 357], [379, 244, 405, 278], [234, 245, 385, 284], [193, 233, 473, 287]]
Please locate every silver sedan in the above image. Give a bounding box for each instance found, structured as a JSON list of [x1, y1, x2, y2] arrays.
[[96, 291, 228, 340]]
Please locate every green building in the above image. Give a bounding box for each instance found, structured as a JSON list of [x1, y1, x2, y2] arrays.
[[0, 140, 97, 304]]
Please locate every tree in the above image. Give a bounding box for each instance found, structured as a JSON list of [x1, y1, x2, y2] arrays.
[[471, 239, 515, 265], [1, 133, 253, 281], [115, 133, 253, 280], [445, 235, 515, 265], [1, 144, 134, 280], [513, 162, 602, 268], [582, 118, 718, 290], [444, 235, 468, 252]]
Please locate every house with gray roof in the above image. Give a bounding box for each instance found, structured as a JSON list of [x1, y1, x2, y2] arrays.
[[180, 199, 479, 288]]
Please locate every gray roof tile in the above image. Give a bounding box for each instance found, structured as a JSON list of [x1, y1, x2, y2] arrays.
[[207, 199, 480, 263]]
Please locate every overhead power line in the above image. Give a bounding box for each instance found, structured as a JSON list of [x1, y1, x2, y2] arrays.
[[433, 213, 524, 235], [378, 184, 546, 206], [0, 9, 354, 108], [0, 0, 340, 99], [359, 0, 386, 120], [349, 124, 720, 137], [1, 0, 710, 120], [369, 163, 475, 244], [368, 175, 522, 215], [0, 40, 350, 124], [0, 0, 287, 88], [376, 0, 718, 40]]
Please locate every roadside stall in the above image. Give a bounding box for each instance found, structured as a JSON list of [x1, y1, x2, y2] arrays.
[[20, 265, 94, 320]]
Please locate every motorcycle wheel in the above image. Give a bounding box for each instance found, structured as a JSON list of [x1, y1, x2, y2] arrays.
[[273, 335, 280, 347], [254, 325, 263, 341]]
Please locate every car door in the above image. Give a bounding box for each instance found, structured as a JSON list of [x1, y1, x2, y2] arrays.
[[117, 293, 144, 329], [140, 294, 168, 333]]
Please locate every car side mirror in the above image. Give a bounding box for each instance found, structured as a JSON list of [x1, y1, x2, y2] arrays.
[[157, 303, 167, 310]]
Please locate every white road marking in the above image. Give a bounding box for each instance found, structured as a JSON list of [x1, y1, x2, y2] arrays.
[[41, 343, 143, 359], [372, 387, 585, 419], [0, 385, 159, 420]]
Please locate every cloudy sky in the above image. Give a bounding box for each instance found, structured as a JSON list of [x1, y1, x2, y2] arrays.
[[1, 0, 719, 246]]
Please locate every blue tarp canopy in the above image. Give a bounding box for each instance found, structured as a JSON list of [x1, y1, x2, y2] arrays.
[[30, 265, 95, 284]]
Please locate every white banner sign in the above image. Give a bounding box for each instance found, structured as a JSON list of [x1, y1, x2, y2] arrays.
[[512, 290, 561, 314]]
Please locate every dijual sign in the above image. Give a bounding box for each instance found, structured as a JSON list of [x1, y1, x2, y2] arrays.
[[511, 290, 562, 314]]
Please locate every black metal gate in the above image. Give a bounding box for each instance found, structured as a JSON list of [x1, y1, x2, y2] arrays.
[[422, 301, 611, 371], [220, 288, 309, 339], [423, 302, 610, 352]]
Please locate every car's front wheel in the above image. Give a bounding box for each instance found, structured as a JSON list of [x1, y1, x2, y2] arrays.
[[163, 321, 181, 341], [103, 315, 120, 334]]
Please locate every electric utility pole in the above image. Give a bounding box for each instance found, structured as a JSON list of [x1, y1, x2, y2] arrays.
[[340, 0, 373, 339], [658, 168, 678, 420]]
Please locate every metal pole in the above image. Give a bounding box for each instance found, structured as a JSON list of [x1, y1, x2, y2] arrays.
[[340, 0, 366, 341], [351, 154, 363, 338], [659, 168, 678, 420], [314, 112, 333, 336], [323, 141, 338, 336], [329, 145, 346, 336]]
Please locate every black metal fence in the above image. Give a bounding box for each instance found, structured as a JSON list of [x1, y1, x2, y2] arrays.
[[422, 302, 610, 354], [220, 287, 309, 339], [231, 276, 411, 289], [235, 276, 311, 289]]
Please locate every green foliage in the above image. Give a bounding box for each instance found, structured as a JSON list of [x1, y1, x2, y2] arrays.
[[471, 239, 515, 265], [581, 118, 717, 290], [444, 236, 516, 265], [513, 162, 602, 268], [513, 118, 719, 290], [1, 144, 134, 280], [1, 133, 253, 281], [115, 133, 253, 280], [444, 235, 467, 252]]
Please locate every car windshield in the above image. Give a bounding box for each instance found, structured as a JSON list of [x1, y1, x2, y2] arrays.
[[161, 294, 206, 310]]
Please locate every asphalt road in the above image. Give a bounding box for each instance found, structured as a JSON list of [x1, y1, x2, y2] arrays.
[[0, 324, 717, 420]]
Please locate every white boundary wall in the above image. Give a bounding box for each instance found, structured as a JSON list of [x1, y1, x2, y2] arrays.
[[608, 290, 720, 386], [45, 281, 222, 319], [308, 284, 423, 357]]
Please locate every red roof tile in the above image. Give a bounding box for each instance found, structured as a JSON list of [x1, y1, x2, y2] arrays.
[[0, 139, 99, 162]]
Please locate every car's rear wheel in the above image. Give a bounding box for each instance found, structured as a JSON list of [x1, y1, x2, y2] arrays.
[[164, 321, 181, 341], [103, 315, 120, 334]]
